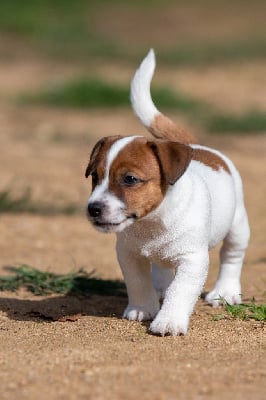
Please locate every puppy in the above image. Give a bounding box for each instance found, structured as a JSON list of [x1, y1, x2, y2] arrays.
[[85, 49, 250, 336]]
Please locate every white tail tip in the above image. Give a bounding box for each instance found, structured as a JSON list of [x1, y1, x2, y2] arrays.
[[130, 49, 159, 128], [130, 49, 197, 144]]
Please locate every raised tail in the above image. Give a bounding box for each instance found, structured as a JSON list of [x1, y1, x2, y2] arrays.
[[130, 49, 197, 145]]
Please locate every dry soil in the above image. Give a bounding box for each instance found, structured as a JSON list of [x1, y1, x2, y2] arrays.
[[0, 55, 265, 400]]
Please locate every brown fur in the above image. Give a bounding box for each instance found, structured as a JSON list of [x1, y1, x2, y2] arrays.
[[147, 111, 229, 174], [148, 140, 193, 185], [109, 138, 164, 219], [148, 113, 230, 174], [149, 113, 197, 145], [90, 137, 194, 220], [86, 135, 230, 223], [85, 135, 121, 183], [192, 148, 231, 174]]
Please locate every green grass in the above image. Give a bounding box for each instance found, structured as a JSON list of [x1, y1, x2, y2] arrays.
[[207, 110, 266, 134], [1, 265, 265, 323], [0, 265, 126, 297], [213, 300, 266, 322], [0, 0, 121, 62], [160, 39, 266, 66], [22, 78, 203, 113], [0, 189, 78, 215], [0, 1, 95, 40], [0, 0, 265, 65], [1, 266, 264, 323], [25, 79, 130, 109], [0, 0, 126, 60], [22, 77, 266, 134]]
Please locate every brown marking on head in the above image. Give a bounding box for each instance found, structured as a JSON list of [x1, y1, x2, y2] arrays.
[[108, 137, 164, 219], [192, 148, 231, 174], [149, 113, 198, 145], [106, 137, 193, 219], [85, 135, 121, 187]]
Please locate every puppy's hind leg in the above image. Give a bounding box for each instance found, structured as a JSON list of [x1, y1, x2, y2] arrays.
[[151, 264, 175, 300], [206, 207, 250, 307]]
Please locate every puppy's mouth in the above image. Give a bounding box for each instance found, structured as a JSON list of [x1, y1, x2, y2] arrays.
[[90, 214, 137, 233]]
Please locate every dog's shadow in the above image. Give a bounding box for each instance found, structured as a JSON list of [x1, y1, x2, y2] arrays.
[[0, 274, 128, 322], [0, 268, 214, 325]]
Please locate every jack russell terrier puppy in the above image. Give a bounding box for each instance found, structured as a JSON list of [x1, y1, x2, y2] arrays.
[[85, 49, 250, 336]]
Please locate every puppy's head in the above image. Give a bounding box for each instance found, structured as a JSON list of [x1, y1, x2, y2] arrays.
[[85, 135, 192, 233]]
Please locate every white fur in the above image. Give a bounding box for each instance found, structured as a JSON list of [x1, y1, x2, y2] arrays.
[[87, 52, 250, 336], [88, 136, 137, 203], [130, 49, 160, 127], [87, 136, 139, 233], [87, 137, 249, 335], [116, 154, 249, 335]]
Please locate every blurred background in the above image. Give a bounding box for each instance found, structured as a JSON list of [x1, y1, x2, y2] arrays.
[[0, 0, 265, 275], [0, 3, 265, 399]]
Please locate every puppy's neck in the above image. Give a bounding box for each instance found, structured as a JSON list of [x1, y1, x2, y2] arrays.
[[118, 173, 191, 242]]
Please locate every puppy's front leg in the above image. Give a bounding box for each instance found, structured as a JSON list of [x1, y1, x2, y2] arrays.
[[116, 241, 160, 322], [150, 251, 209, 336]]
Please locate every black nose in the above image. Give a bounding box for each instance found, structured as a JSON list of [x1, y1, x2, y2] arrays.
[[87, 201, 103, 218]]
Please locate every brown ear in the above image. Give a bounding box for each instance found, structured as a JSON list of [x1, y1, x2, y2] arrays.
[[85, 138, 105, 178], [85, 135, 121, 178], [148, 140, 193, 185]]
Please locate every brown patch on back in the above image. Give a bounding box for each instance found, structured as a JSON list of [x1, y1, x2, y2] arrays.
[[109, 138, 165, 219], [149, 113, 197, 145], [192, 148, 231, 174]]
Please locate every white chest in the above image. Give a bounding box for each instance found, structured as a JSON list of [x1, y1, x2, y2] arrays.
[[117, 163, 237, 268]]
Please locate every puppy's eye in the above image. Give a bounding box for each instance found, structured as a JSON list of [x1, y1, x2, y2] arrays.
[[122, 175, 140, 186]]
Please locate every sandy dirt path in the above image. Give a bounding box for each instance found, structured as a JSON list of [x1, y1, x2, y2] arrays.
[[0, 58, 265, 399]]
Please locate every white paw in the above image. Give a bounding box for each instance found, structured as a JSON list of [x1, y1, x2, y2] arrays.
[[149, 311, 189, 336], [123, 304, 159, 322], [205, 282, 242, 307]]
